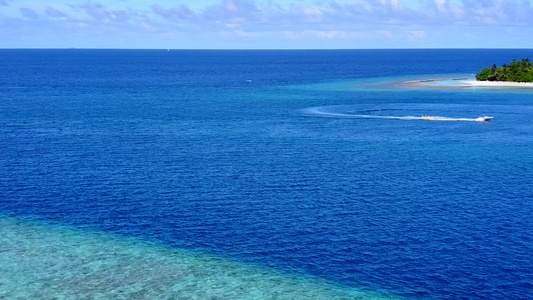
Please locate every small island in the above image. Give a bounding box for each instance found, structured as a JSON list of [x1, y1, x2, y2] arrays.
[[398, 58, 533, 89], [476, 58, 533, 82]]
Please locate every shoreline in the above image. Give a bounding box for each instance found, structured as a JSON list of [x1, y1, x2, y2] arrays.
[[464, 80, 533, 88], [400, 78, 533, 89]]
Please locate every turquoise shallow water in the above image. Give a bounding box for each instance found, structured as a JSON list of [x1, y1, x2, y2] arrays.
[[0, 216, 395, 299]]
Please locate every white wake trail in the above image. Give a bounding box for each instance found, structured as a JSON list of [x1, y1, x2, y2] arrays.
[[304, 107, 487, 122]]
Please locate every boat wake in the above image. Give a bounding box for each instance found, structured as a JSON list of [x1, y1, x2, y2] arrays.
[[303, 107, 492, 122]]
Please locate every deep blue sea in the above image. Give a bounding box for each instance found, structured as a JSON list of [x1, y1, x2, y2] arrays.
[[1, 49, 532, 299]]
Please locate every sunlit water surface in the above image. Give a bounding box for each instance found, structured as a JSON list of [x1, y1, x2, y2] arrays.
[[1, 49, 532, 299]]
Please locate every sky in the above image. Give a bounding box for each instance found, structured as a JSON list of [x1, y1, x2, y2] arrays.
[[1, 0, 532, 49]]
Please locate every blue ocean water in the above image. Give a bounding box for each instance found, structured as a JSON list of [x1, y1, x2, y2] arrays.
[[0, 49, 532, 299]]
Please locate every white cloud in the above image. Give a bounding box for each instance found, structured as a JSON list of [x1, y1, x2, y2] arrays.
[[153, 4, 197, 22], [378, 30, 393, 40], [46, 7, 67, 19], [302, 7, 323, 22], [434, 0, 446, 11], [407, 30, 426, 40], [219, 29, 261, 38], [381, 0, 401, 9], [20, 8, 39, 19], [308, 30, 362, 39], [3, 0, 533, 48]]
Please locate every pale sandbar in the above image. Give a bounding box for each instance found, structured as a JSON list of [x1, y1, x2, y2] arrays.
[[401, 78, 533, 89], [400, 79, 468, 89]]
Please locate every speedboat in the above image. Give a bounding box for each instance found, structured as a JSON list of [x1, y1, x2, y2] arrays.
[[475, 116, 494, 122], [421, 116, 435, 120]]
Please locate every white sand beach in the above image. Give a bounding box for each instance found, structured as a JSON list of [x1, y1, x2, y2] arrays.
[[400, 78, 533, 89], [464, 80, 533, 88]]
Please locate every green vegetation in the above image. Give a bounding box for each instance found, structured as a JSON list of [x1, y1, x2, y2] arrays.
[[476, 58, 533, 82]]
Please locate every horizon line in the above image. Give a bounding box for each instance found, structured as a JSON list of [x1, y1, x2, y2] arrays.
[[1, 47, 533, 51]]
